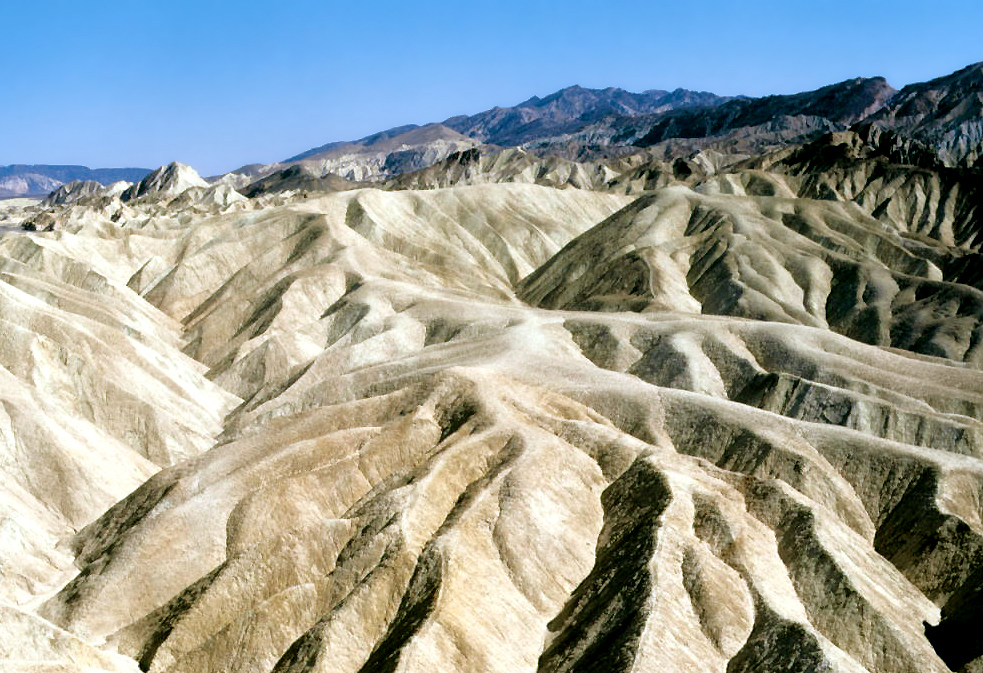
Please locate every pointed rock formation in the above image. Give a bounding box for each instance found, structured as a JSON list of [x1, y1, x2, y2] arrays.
[[122, 162, 209, 202]]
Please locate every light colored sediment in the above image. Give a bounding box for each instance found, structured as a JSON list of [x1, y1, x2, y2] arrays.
[[1, 166, 981, 672]]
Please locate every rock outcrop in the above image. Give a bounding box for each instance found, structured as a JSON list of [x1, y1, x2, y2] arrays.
[[42, 180, 109, 207]]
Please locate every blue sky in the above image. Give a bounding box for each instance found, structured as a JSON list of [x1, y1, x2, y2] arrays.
[[3, 0, 981, 175]]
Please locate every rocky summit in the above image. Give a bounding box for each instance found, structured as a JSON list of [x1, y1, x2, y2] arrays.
[[1, 61, 983, 673]]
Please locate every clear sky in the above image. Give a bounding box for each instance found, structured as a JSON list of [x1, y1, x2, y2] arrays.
[[3, 0, 981, 175]]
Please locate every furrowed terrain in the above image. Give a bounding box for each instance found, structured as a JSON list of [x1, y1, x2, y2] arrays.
[[2, 64, 983, 673]]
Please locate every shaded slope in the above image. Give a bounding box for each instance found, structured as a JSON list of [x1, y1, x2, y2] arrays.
[[867, 61, 983, 166], [0, 223, 238, 609], [443, 85, 732, 147], [633, 77, 896, 146]]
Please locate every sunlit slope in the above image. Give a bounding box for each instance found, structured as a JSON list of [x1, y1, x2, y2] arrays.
[[520, 180, 983, 364], [1, 174, 981, 672]]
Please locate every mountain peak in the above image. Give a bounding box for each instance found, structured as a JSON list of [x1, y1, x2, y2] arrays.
[[121, 162, 207, 202]]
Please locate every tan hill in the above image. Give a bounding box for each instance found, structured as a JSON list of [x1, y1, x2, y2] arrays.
[[0, 158, 976, 672], [122, 162, 209, 202], [386, 148, 621, 191], [270, 124, 483, 182]]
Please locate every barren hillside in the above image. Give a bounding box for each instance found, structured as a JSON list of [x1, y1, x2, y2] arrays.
[[2, 63, 983, 673]]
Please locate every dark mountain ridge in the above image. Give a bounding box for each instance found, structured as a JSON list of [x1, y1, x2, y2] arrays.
[[441, 84, 735, 145], [866, 60, 983, 166], [276, 86, 732, 166], [260, 63, 980, 186], [632, 76, 897, 146]]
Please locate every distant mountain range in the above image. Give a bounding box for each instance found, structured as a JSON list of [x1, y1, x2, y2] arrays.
[[253, 86, 737, 182], [0, 165, 151, 198], [8, 61, 983, 200], [263, 61, 981, 184], [441, 85, 736, 146]]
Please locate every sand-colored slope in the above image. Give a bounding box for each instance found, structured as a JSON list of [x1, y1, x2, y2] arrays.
[[519, 182, 983, 365], [0, 218, 239, 616], [3, 177, 983, 672]]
